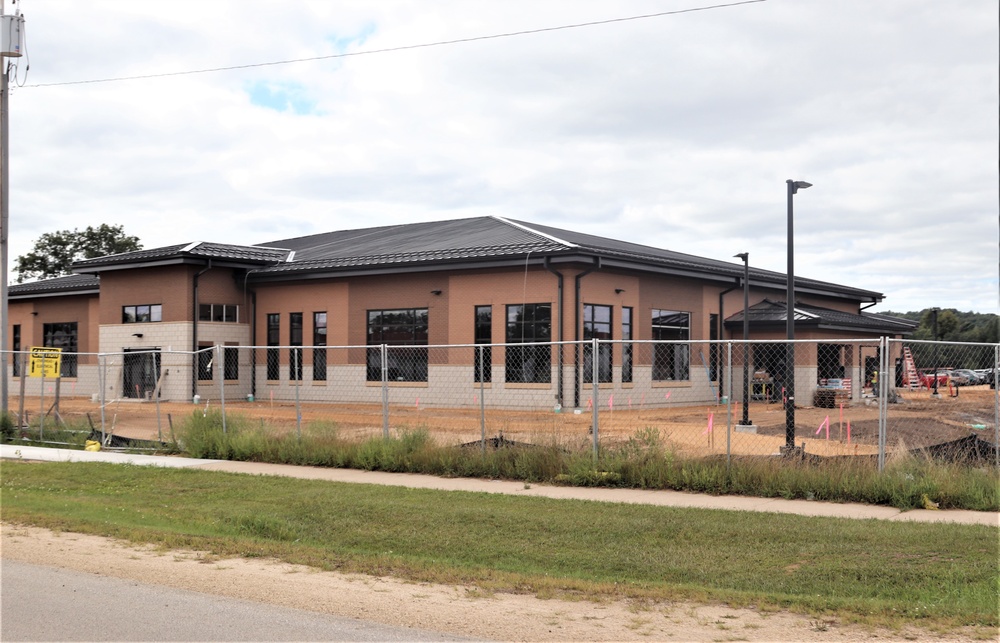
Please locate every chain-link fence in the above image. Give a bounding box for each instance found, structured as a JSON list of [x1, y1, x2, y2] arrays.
[[4, 339, 997, 468]]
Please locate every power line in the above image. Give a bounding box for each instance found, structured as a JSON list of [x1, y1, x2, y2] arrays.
[[25, 0, 766, 89]]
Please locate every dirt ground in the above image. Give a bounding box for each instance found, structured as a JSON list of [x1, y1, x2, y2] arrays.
[[10, 387, 998, 457], [3, 523, 987, 642]]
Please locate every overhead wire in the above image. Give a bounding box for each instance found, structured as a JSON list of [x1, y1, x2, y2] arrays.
[[23, 0, 766, 89]]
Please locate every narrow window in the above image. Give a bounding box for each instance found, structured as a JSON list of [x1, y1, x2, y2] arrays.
[[289, 313, 303, 381], [622, 307, 633, 383], [583, 304, 612, 383], [313, 312, 327, 381], [652, 309, 690, 381], [224, 345, 240, 381], [197, 344, 214, 381], [505, 304, 551, 383], [266, 313, 280, 381], [11, 324, 20, 377], [474, 305, 492, 383]]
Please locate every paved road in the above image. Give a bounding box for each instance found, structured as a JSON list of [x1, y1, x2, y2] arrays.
[[1, 559, 478, 642]]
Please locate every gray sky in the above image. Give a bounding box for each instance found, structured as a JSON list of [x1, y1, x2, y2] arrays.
[[4, 0, 998, 314]]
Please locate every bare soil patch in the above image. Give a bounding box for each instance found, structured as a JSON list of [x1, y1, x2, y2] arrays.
[[11, 387, 997, 458], [2, 523, 984, 642]]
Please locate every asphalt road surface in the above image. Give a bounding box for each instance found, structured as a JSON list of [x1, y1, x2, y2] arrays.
[[1, 559, 479, 642]]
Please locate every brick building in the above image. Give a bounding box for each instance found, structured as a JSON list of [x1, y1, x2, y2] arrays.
[[6, 216, 914, 407]]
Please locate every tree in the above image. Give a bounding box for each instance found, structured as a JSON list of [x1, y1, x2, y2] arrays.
[[15, 224, 141, 283]]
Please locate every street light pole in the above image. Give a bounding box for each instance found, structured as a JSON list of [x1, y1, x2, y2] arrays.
[[734, 252, 752, 426], [784, 179, 812, 454]]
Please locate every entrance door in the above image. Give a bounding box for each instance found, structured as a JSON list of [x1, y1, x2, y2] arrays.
[[123, 349, 161, 399]]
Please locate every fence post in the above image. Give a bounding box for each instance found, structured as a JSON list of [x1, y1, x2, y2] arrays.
[[17, 352, 25, 430], [478, 345, 485, 452], [99, 354, 106, 444], [294, 346, 301, 439], [381, 344, 389, 438], [217, 345, 227, 435], [994, 343, 999, 469], [591, 338, 599, 460], [726, 341, 732, 468], [877, 336, 888, 471], [38, 356, 45, 441]]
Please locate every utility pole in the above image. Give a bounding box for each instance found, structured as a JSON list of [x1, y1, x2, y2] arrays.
[[1, 3, 24, 417]]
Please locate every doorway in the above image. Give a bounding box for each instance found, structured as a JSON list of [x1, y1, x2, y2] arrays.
[[123, 349, 161, 399]]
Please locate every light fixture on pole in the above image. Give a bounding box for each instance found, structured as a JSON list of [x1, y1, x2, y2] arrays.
[[784, 179, 812, 454], [734, 252, 752, 426]]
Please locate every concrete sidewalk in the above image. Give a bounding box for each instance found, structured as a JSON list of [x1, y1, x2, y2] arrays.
[[3, 444, 997, 526]]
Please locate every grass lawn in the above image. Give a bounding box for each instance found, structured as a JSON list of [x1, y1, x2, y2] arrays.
[[2, 460, 996, 632]]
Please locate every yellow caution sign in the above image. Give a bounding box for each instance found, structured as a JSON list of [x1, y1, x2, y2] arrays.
[[29, 347, 62, 378]]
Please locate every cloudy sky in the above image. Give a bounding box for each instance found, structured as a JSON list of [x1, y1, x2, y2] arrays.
[[4, 0, 997, 314]]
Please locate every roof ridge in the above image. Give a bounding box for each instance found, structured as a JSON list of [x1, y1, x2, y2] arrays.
[[491, 215, 577, 249]]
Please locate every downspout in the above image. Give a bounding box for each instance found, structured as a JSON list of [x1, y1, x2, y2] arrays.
[[544, 257, 564, 407], [718, 280, 739, 399], [191, 260, 212, 399], [249, 286, 257, 400], [573, 257, 601, 408]]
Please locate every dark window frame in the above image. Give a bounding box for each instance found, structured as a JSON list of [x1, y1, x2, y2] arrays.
[[652, 309, 690, 381], [622, 306, 633, 383], [313, 312, 327, 381], [123, 304, 162, 324], [583, 303, 613, 384], [266, 313, 280, 381], [505, 303, 552, 383], [42, 321, 78, 378], [366, 308, 429, 382], [474, 305, 492, 383]]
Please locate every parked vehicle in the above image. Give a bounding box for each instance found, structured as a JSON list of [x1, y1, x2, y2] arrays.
[[949, 369, 982, 386], [973, 368, 996, 385]]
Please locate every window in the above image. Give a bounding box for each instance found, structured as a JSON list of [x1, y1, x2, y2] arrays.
[[123, 304, 162, 323], [266, 314, 280, 381], [12, 324, 20, 377], [313, 312, 327, 381], [197, 345, 214, 381], [709, 313, 719, 382], [622, 307, 633, 383], [198, 304, 239, 323], [583, 304, 612, 383], [652, 309, 690, 381], [474, 305, 492, 383], [224, 345, 240, 381], [505, 304, 551, 383], [367, 308, 429, 382], [43, 322, 78, 377], [289, 313, 303, 381]]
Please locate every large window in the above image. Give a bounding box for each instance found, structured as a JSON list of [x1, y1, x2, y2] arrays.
[[652, 309, 690, 381], [43, 322, 78, 377], [198, 304, 239, 322], [583, 304, 612, 383], [123, 304, 162, 323], [622, 307, 633, 383], [367, 308, 429, 382], [289, 312, 303, 381], [474, 305, 492, 383], [313, 312, 327, 381], [266, 314, 280, 381], [505, 303, 551, 383]]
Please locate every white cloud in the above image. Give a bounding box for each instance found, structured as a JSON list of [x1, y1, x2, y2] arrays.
[[4, 0, 997, 314]]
